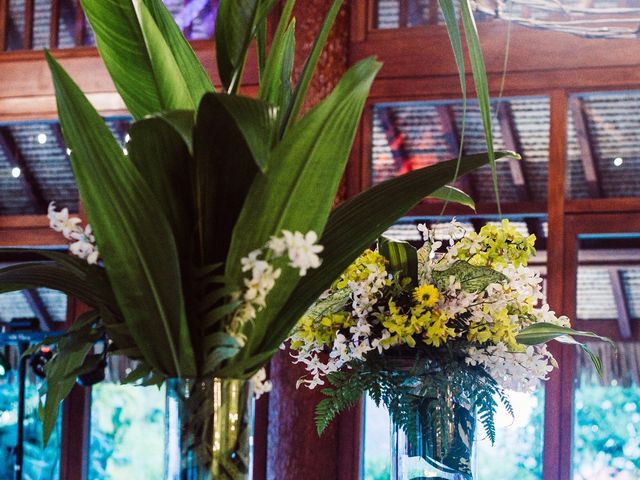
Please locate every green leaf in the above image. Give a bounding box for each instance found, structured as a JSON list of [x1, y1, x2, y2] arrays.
[[42, 340, 93, 444], [429, 186, 475, 211], [140, 0, 214, 99], [281, 0, 344, 134], [202, 346, 241, 375], [81, 0, 161, 119], [46, 52, 194, 377], [516, 323, 614, 348], [379, 237, 418, 285], [122, 363, 153, 384], [259, 0, 296, 125], [128, 116, 193, 252], [147, 110, 195, 153], [216, 0, 278, 93], [259, 152, 515, 352], [135, 1, 196, 111], [227, 58, 381, 356], [459, 0, 499, 207], [193, 93, 277, 265], [432, 260, 507, 293], [0, 262, 115, 309]]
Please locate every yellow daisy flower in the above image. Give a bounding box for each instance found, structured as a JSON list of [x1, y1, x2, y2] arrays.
[[413, 284, 440, 308]]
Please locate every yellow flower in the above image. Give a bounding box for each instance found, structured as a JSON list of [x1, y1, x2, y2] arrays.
[[413, 284, 439, 308]]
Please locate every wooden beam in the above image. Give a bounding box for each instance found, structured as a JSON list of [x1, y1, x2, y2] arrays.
[[398, 0, 409, 28], [608, 268, 632, 339], [436, 104, 477, 198], [22, 289, 56, 331], [377, 107, 411, 172], [497, 101, 531, 201], [0, 126, 46, 212], [569, 97, 602, 198], [23, 0, 34, 50], [50, 0, 60, 49], [74, 0, 86, 47], [0, 0, 8, 52]]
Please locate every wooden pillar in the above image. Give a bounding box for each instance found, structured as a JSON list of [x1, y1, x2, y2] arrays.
[[266, 2, 356, 479]]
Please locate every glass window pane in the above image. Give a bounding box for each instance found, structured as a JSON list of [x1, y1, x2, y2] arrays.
[[476, 390, 544, 479], [0, 290, 64, 479], [89, 381, 166, 479], [573, 341, 640, 479], [371, 97, 550, 203], [567, 91, 640, 199]]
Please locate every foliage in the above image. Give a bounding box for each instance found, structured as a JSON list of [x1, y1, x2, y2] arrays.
[[316, 349, 511, 446], [0, 0, 503, 445]]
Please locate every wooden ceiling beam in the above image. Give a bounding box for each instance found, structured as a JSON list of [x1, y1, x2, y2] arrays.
[[608, 268, 632, 339], [436, 104, 477, 198], [569, 97, 602, 198], [0, 0, 8, 52], [0, 126, 46, 212], [496, 102, 531, 201], [22, 289, 56, 331], [23, 0, 34, 50]]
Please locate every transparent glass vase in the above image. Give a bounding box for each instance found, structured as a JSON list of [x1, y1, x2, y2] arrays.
[[165, 378, 254, 480], [390, 379, 476, 480]]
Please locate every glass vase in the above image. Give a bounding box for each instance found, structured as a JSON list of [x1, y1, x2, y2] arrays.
[[390, 376, 476, 480], [165, 378, 254, 480]]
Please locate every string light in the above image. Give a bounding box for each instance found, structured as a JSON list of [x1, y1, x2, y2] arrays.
[[37, 133, 47, 145], [11, 167, 21, 178], [613, 157, 624, 167]]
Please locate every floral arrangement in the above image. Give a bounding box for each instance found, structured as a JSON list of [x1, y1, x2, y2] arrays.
[[0, 0, 508, 452], [289, 220, 608, 442]]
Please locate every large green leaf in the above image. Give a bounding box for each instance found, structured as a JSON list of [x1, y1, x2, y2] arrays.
[[216, 0, 278, 93], [82, 0, 213, 118], [0, 262, 114, 308], [193, 93, 277, 265], [128, 117, 193, 252], [135, 1, 194, 111], [141, 0, 214, 99], [225, 57, 380, 363], [258, 152, 515, 355], [516, 323, 614, 347], [81, 0, 161, 119], [46, 52, 194, 377], [228, 58, 381, 281]]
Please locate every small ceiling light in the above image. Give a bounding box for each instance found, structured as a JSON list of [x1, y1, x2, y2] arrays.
[[66, 148, 72, 156], [124, 133, 131, 143], [11, 167, 21, 178], [613, 157, 624, 167], [37, 133, 47, 145]]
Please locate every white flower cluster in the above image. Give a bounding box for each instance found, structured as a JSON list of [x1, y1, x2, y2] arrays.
[[466, 343, 557, 392], [47, 202, 100, 264], [292, 260, 389, 389], [228, 230, 324, 345], [250, 367, 273, 399]]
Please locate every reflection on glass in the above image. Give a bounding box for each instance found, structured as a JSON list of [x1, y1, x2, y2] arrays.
[[476, 390, 544, 479], [363, 395, 391, 480], [362, 389, 544, 480], [89, 382, 165, 480], [0, 349, 61, 480], [573, 342, 640, 480]]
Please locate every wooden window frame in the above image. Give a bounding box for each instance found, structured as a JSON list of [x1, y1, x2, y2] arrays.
[[347, 3, 640, 480]]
